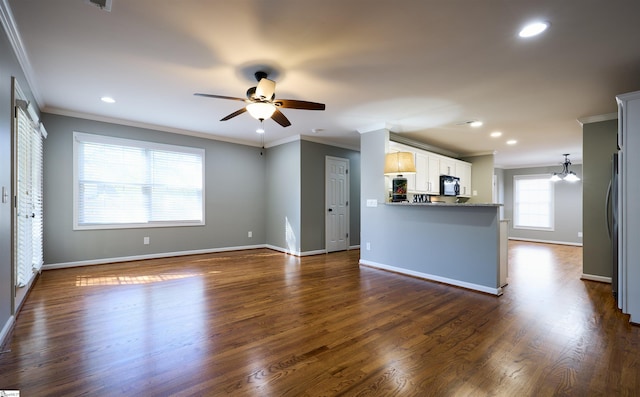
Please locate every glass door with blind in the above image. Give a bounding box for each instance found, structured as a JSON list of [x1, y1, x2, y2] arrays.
[[13, 81, 45, 310]]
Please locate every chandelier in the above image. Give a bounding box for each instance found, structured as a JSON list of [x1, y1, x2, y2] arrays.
[[550, 154, 580, 182]]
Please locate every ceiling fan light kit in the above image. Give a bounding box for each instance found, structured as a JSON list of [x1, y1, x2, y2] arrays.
[[194, 70, 325, 128], [246, 102, 276, 120]]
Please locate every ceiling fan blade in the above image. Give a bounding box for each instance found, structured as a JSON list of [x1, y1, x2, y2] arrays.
[[194, 93, 246, 102], [271, 109, 291, 127], [255, 78, 276, 100], [220, 107, 247, 121], [275, 99, 325, 111]]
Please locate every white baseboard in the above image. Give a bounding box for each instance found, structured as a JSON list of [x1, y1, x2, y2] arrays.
[[359, 259, 503, 296], [44, 243, 351, 269], [508, 237, 583, 247], [581, 274, 612, 283], [265, 245, 327, 257], [1, 315, 15, 350], [349, 244, 361, 250], [43, 244, 268, 270]]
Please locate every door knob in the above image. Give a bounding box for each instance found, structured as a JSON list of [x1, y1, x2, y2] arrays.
[[328, 208, 333, 212]]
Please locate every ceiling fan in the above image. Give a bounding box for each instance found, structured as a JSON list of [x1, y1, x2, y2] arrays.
[[194, 71, 325, 127]]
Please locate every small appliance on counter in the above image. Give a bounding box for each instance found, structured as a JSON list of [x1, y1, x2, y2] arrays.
[[413, 194, 431, 203], [440, 175, 460, 196]]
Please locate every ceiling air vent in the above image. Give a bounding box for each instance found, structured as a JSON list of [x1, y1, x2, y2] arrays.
[[84, 0, 112, 12]]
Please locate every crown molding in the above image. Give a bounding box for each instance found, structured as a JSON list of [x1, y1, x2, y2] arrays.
[[264, 134, 301, 148], [45, 107, 262, 148], [389, 132, 460, 158], [576, 112, 617, 126], [263, 134, 360, 152], [500, 160, 582, 170], [0, 0, 43, 107], [462, 150, 497, 158], [300, 135, 360, 152]]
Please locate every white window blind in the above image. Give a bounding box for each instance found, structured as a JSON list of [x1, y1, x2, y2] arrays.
[[73, 132, 205, 229], [15, 104, 45, 287], [513, 175, 554, 230]]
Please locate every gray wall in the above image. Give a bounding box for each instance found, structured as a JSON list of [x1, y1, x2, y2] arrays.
[[360, 129, 500, 291], [461, 154, 494, 203], [42, 113, 267, 265], [503, 165, 583, 245], [300, 140, 360, 252], [1, 21, 40, 338], [264, 139, 361, 254], [582, 119, 617, 278], [265, 140, 301, 253]]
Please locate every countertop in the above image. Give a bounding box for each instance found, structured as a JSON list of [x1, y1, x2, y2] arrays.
[[386, 202, 503, 207]]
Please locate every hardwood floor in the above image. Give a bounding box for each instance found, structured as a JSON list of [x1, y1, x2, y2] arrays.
[[1, 241, 638, 396]]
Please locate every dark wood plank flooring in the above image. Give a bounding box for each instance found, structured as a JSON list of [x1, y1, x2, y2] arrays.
[[1, 241, 638, 396]]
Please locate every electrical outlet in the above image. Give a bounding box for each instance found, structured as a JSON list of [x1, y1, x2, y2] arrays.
[[578, 232, 583, 238], [143, 237, 150, 245], [248, 231, 252, 238], [366, 242, 371, 250]]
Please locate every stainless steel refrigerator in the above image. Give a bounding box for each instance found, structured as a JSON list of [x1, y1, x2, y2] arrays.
[[606, 152, 619, 302]]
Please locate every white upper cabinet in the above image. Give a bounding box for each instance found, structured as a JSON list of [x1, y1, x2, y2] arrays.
[[427, 156, 441, 195], [414, 152, 429, 193], [387, 141, 471, 197], [455, 161, 472, 197], [439, 157, 455, 176]]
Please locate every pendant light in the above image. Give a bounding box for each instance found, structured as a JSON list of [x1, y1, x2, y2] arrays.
[[550, 154, 580, 182]]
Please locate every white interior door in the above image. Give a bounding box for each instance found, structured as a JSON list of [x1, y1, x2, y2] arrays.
[[326, 156, 349, 252]]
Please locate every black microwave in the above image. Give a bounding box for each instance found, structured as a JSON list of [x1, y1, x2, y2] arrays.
[[440, 175, 460, 196]]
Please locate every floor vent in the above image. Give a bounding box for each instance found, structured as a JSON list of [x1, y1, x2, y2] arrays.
[[84, 0, 112, 12]]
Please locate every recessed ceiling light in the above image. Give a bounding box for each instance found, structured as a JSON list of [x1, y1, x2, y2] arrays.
[[490, 131, 502, 138], [506, 140, 517, 145], [256, 128, 265, 134], [519, 21, 549, 38], [469, 121, 483, 128], [100, 96, 116, 103]]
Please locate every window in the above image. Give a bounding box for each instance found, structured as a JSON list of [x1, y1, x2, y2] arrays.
[[513, 175, 554, 230], [73, 132, 205, 229]]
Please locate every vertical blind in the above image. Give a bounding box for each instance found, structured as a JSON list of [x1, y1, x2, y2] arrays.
[[74, 132, 205, 229], [15, 105, 45, 287]]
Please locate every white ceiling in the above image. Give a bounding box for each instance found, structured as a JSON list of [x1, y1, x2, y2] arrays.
[[7, 0, 640, 168]]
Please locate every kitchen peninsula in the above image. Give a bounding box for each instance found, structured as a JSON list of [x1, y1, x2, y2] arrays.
[[360, 129, 506, 295]]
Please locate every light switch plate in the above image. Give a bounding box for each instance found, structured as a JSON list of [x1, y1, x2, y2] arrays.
[[366, 199, 378, 207]]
